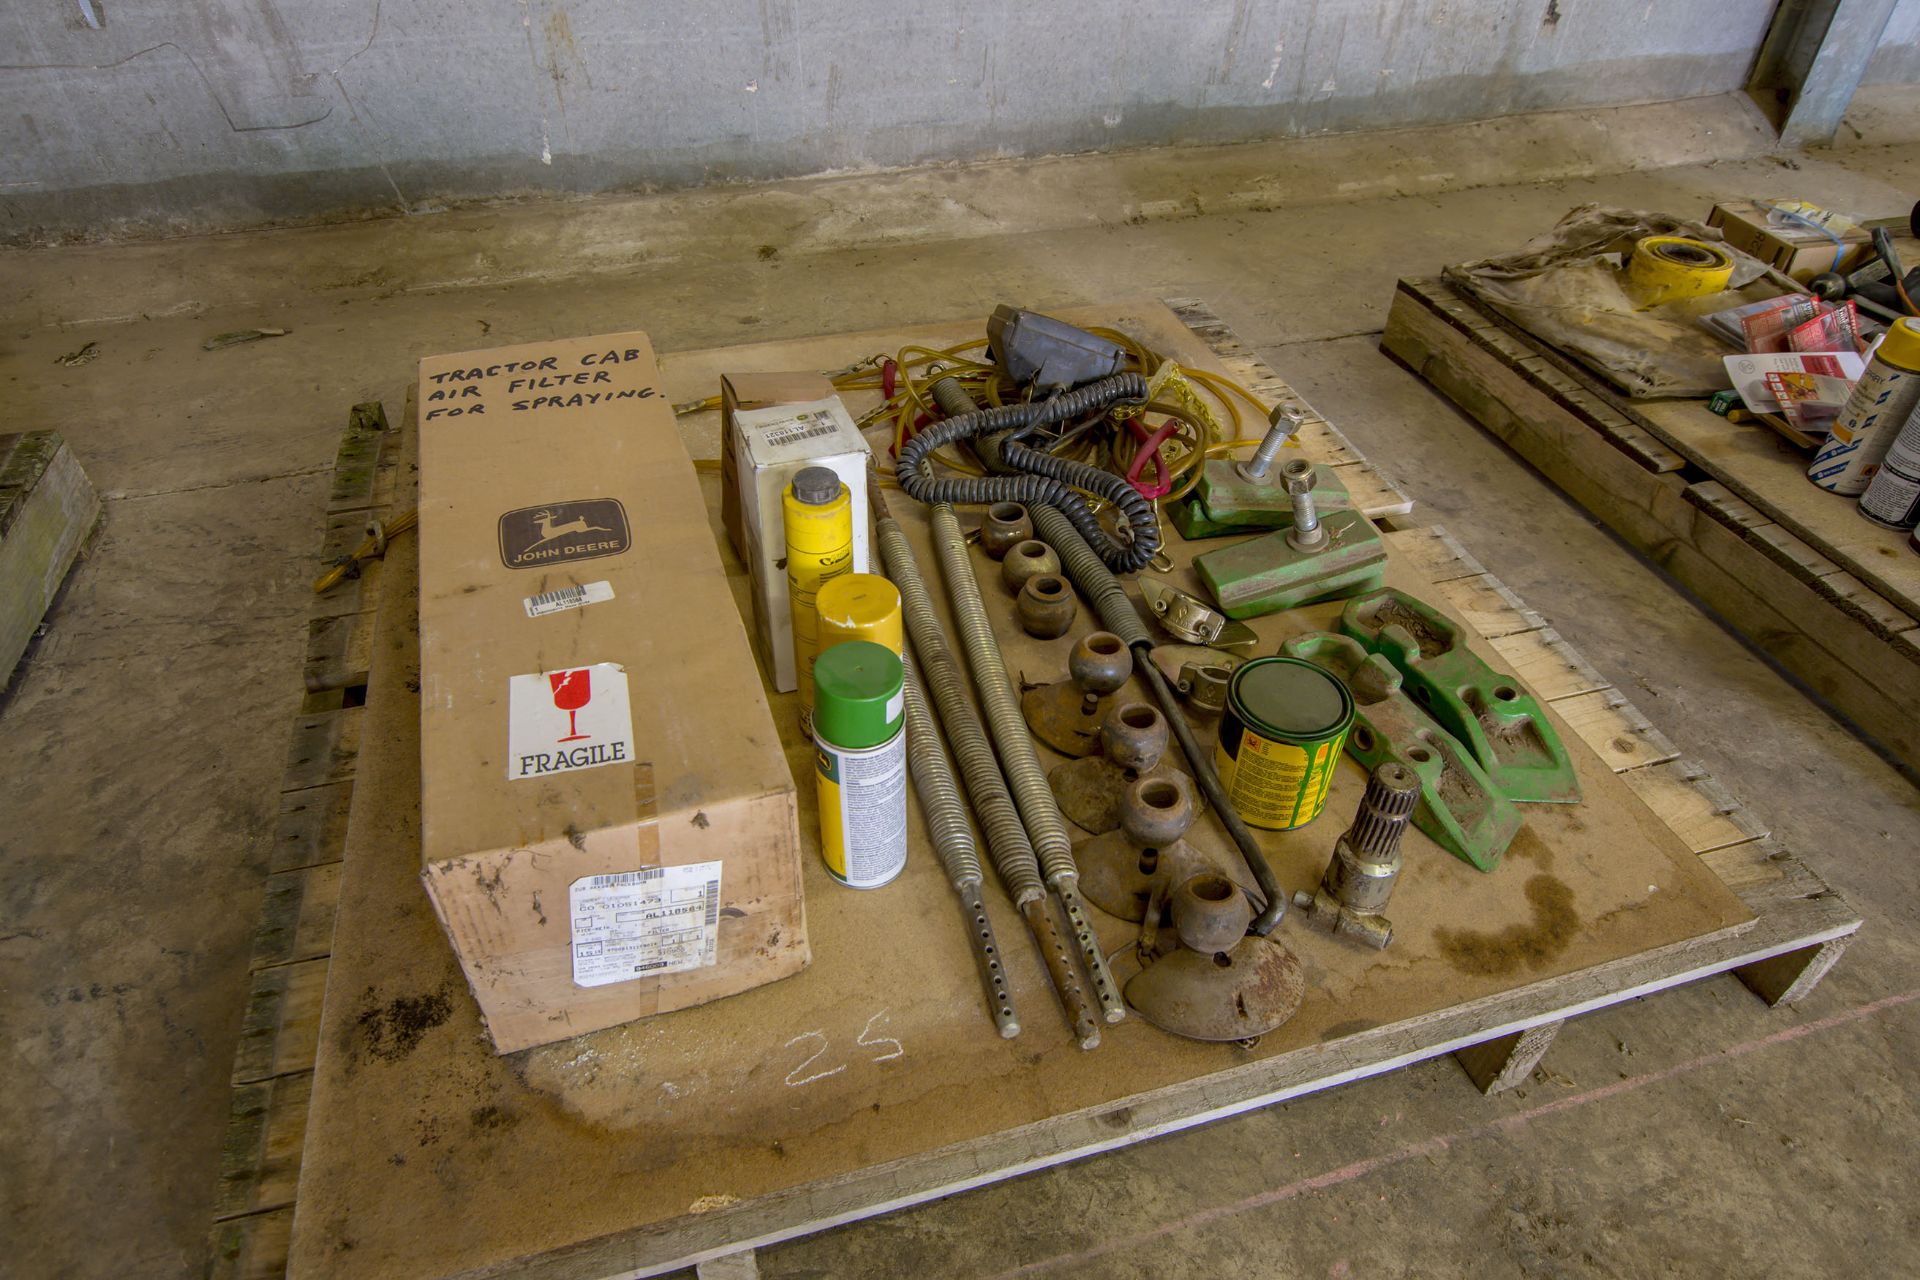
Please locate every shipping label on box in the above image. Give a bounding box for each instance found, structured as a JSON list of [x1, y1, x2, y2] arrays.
[[416, 332, 807, 1055]]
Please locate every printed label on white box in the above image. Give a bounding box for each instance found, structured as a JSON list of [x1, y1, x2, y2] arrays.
[[568, 863, 723, 988], [506, 662, 635, 780]]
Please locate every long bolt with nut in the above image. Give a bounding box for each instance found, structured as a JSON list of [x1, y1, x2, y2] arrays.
[[1234, 403, 1304, 483], [1283, 457, 1329, 553]]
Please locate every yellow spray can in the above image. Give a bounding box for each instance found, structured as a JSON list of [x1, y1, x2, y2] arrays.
[[784, 466, 854, 729], [817, 573, 903, 661]]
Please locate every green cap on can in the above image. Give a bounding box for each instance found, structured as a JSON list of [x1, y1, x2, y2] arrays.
[[1229, 656, 1352, 740], [812, 640, 904, 749]]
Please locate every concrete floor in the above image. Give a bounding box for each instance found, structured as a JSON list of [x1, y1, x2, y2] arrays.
[[4, 92, 1920, 1278]]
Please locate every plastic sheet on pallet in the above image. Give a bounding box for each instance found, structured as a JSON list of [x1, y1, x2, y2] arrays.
[[1444, 204, 1775, 399]]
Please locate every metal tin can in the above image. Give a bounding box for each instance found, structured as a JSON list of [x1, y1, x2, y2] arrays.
[[813, 641, 908, 889], [784, 466, 854, 728], [1858, 400, 1920, 531], [1214, 656, 1354, 831], [1809, 317, 1920, 495]]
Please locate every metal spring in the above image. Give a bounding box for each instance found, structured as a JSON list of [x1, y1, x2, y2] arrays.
[[899, 649, 982, 888], [929, 502, 1127, 1025], [1030, 504, 1152, 648], [876, 510, 1046, 904], [930, 503, 1075, 883]]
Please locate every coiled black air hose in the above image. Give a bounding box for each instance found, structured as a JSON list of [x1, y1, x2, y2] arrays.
[[897, 372, 1159, 572]]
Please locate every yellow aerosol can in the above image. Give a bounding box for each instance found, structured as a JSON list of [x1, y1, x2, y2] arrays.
[[818, 573, 904, 659], [784, 466, 854, 730], [1809, 318, 1920, 495]]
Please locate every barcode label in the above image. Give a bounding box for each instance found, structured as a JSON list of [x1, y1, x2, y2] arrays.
[[523, 579, 614, 618], [569, 861, 723, 988], [584, 868, 664, 890], [759, 409, 838, 448]]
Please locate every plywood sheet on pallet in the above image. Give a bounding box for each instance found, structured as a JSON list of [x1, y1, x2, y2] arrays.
[[289, 302, 1753, 1280]]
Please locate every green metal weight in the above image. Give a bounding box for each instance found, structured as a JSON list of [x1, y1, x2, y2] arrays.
[[1339, 588, 1581, 806], [1282, 633, 1524, 871]]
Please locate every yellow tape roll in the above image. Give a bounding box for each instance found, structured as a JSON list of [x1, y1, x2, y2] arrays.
[[1624, 235, 1735, 307]]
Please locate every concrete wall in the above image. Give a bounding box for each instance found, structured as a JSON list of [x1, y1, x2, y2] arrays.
[[1, 0, 1780, 241], [1868, 0, 1920, 80]]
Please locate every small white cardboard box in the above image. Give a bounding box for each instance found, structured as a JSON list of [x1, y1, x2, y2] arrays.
[[731, 395, 871, 692]]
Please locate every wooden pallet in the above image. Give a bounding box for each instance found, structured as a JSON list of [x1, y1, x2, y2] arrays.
[[208, 404, 398, 1280], [1381, 275, 1920, 770], [208, 305, 1858, 1280], [1, 430, 101, 690]]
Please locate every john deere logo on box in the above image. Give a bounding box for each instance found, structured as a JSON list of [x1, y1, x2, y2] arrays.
[[498, 499, 630, 569]]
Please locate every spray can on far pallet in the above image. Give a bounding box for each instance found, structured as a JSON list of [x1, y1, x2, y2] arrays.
[[784, 466, 854, 733], [1858, 400, 1920, 531], [813, 641, 908, 890], [1808, 318, 1920, 495]]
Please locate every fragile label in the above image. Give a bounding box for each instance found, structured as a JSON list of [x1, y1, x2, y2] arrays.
[[506, 663, 635, 780], [568, 863, 723, 988], [523, 580, 614, 618]]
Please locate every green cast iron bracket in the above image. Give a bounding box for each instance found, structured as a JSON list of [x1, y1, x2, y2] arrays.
[[1339, 587, 1582, 806], [1168, 459, 1355, 540], [1282, 632, 1523, 871], [1193, 508, 1387, 620]]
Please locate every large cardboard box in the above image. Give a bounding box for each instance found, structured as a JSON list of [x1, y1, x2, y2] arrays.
[[718, 373, 871, 691], [416, 332, 808, 1054], [1707, 200, 1871, 282]]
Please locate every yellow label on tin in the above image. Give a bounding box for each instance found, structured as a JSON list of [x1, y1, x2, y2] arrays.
[[1215, 730, 1343, 831]]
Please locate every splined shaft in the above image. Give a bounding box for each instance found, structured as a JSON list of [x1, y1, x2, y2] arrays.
[[1293, 762, 1419, 949]]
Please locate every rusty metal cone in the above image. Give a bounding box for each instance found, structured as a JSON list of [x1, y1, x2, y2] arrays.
[[1049, 756, 1201, 834], [1075, 833, 1229, 922], [1124, 938, 1306, 1041], [1124, 873, 1306, 1041], [1020, 681, 1107, 758]]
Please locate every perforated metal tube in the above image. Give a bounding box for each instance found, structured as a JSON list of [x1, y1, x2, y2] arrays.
[[901, 652, 1020, 1039], [929, 503, 1125, 1025], [875, 505, 1044, 904]]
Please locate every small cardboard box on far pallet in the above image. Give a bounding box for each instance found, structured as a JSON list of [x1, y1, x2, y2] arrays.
[[1707, 200, 1872, 282]]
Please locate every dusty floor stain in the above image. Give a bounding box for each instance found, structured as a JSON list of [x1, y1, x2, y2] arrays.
[[357, 983, 456, 1063], [1434, 874, 1579, 977]]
